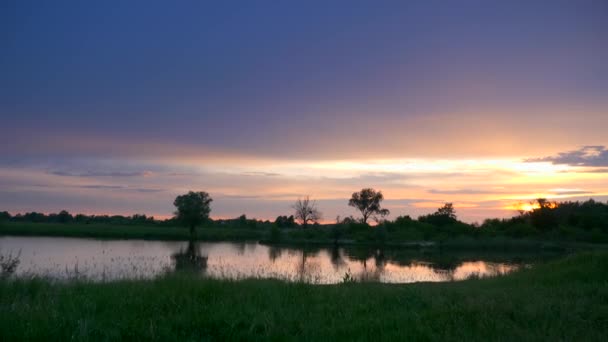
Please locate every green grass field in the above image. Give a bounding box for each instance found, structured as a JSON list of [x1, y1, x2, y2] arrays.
[[1, 252, 607, 341]]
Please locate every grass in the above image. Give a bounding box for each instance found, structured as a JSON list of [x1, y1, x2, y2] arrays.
[[1, 252, 607, 340], [2, 222, 608, 253]]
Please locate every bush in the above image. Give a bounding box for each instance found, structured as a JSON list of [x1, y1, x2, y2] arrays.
[[269, 225, 281, 242], [506, 223, 538, 238], [330, 225, 344, 244]]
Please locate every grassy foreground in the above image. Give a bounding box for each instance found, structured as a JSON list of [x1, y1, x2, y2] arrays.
[[1, 253, 607, 341]]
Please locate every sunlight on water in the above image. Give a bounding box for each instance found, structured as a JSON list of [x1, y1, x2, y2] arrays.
[[0, 236, 531, 284]]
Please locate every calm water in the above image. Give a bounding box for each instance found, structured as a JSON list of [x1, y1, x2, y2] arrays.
[[0, 236, 554, 284]]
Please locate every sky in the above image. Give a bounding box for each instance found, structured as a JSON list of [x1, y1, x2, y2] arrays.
[[1, 0, 607, 223]]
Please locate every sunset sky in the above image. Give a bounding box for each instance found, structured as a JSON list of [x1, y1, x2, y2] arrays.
[[1, 1, 607, 222]]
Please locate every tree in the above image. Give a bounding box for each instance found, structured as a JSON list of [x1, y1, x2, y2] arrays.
[[292, 196, 321, 227], [348, 188, 390, 224], [275, 215, 296, 228], [0, 211, 10, 222], [418, 203, 458, 226], [173, 191, 213, 237], [57, 210, 73, 223], [436, 203, 456, 219], [529, 198, 557, 231]]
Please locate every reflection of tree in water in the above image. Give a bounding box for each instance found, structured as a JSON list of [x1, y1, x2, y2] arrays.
[[268, 246, 282, 262], [357, 249, 386, 282], [374, 249, 386, 270], [296, 250, 323, 282], [297, 250, 309, 281], [330, 246, 346, 270], [342, 247, 387, 282], [425, 256, 460, 273], [171, 240, 208, 274], [231, 242, 246, 255]]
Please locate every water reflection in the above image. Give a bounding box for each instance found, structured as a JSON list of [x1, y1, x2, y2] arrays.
[[330, 246, 346, 270], [0, 236, 558, 284], [171, 240, 207, 274]]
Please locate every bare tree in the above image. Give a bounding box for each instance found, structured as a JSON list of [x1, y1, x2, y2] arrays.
[[292, 196, 321, 228]]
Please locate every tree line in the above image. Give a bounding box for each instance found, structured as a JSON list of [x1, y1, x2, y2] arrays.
[[3, 189, 608, 243]]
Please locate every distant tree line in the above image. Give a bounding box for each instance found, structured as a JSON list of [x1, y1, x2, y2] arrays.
[[0, 210, 159, 225], [3, 189, 608, 243], [480, 198, 608, 239]]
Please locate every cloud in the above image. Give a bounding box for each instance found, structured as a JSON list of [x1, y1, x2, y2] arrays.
[[133, 188, 164, 193], [549, 189, 594, 196], [49, 170, 153, 177], [428, 189, 506, 195], [525, 146, 608, 167], [78, 185, 125, 189], [76, 185, 163, 192], [586, 168, 608, 173], [241, 172, 281, 177]]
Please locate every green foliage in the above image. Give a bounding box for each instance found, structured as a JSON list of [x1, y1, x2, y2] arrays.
[[0, 211, 11, 222], [56, 210, 73, 223], [274, 215, 296, 228], [3, 199, 608, 245], [173, 191, 213, 236], [393, 215, 413, 225], [348, 188, 390, 223], [419, 203, 459, 226], [238, 214, 248, 226], [269, 225, 281, 242], [330, 224, 344, 244]]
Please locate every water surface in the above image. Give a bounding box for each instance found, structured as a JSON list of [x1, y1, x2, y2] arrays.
[[0, 236, 555, 284]]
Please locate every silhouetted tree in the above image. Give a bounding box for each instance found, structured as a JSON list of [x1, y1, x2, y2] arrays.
[[56, 210, 73, 223], [419, 203, 458, 226], [292, 196, 321, 228], [238, 214, 248, 226], [23, 212, 46, 223], [348, 188, 390, 224], [336, 215, 357, 225], [436, 203, 456, 219], [274, 215, 296, 228], [529, 198, 558, 231], [173, 191, 212, 237], [0, 211, 10, 221], [394, 215, 413, 225], [330, 224, 344, 245]]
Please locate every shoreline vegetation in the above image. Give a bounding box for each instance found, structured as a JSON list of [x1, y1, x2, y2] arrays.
[[2, 196, 608, 250], [0, 222, 607, 251], [0, 223, 608, 252], [1, 252, 607, 340]]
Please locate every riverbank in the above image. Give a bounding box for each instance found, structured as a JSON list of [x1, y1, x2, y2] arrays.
[[1, 252, 606, 340], [0, 222, 263, 241], [1, 222, 606, 252]]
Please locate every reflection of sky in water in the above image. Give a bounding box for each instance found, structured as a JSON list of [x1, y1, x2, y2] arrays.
[[1, 237, 522, 284]]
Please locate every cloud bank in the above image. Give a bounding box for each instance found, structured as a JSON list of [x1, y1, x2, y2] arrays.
[[526, 146, 608, 167]]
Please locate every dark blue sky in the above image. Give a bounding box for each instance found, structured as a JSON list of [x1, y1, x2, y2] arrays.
[[2, 0, 607, 159], [1, 1, 607, 220]]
